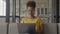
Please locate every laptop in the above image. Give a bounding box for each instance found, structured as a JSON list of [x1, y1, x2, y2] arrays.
[[17, 23, 36, 34]]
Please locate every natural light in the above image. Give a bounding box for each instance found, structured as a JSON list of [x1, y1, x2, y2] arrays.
[[0, 0, 6, 16]]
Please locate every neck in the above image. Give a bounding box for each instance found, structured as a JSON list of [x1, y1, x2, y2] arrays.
[[28, 15, 35, 19]]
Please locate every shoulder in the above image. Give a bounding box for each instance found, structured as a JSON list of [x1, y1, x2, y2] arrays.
[[20, 17, 27, 23], [36, 17, 44, 23]]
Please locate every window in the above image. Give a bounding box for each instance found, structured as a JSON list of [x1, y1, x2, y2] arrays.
[[45, 8, 48, 15], [41, 8, 44, 14], [37, 8, 40, 16], [0, 0, 6, 16]]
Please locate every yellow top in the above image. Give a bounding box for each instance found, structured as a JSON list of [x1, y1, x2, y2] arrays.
[[20, 17, 44, 33]]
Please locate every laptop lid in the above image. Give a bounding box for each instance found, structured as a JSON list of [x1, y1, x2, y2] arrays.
[[17, 23, 36, 34]]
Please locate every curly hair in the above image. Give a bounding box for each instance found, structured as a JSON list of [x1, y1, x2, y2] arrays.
[[27, 1, 36, 8]]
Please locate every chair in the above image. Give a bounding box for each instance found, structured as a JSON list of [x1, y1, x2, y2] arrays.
[[0, 23, 7, 34], [43, 23, 57, 34]]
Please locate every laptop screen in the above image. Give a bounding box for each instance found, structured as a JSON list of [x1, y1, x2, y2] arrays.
[[17, 23, 36, 34]]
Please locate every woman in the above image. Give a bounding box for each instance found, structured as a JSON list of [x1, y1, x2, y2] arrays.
[[21, 1, 44, 34]]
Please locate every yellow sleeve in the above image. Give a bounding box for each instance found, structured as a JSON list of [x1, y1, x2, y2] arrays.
[[36, 17, 44, 33], [39, 18, 44, 33]]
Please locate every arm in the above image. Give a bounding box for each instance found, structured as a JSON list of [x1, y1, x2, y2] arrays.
[[36, 18, 44, 34]]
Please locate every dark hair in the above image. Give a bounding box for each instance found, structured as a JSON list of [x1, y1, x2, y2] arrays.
[[27, 1, 36, 8]]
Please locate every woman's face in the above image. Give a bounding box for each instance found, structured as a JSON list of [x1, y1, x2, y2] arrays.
[[27, 7, 35, 16]]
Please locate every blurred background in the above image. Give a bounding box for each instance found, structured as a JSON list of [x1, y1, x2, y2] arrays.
[[0, 0, 59, 23]]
